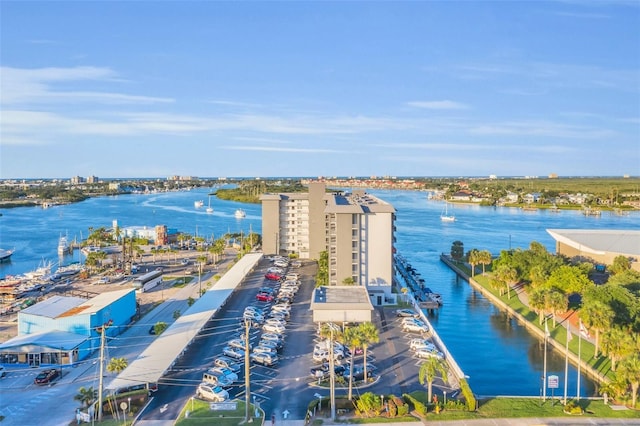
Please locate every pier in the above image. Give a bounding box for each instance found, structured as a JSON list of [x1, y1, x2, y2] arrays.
[[394, 254, 441, 309]]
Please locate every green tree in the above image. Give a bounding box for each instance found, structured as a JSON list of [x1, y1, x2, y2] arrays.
[[546, 289, 567, 327], [478, 250, 493, 275], [74, 386, 97, 408], [546, 265, 592, 294], [418, 356, 449, 404], [495, 264, 518, 299], [467, 249, 480, 277], [358, 321, 379, 385], [173, 310, 181, 320], [342, 277, 356, 285], [602, 327, 635, 372], [618, 355, 640, 407], [153, 321, 168, 335], [529, 287, 547, 324], [581, 300, 614, 357], [450, 241, 464, 261], [342, 326, 363, 400], [106, 357, 128, 374], [610, 255, 631, 275], [316, 251, 328, 287]]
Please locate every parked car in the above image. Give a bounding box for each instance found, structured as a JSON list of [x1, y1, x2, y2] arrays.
[[210, 366, 239, 383], [196, 383, 228, 402], [262, 323, 286, 334], [409, 339, 436, 352], [213, 356, 241, 373], [228, 338, 250, 350], [202, 368, 233, 387], [34, 369, 59, 385], [261, 332, 284, 342], [309, 363, 345, 379], [415, 347, 444, 360], [343, 364, 376, 381], [250, 352, 278, 367], [264, 272, 282, 281], [395, 309, 418, 318], [222, 346, 245, 360], [313, 348, 344, 363], [253, 345, 278, 357], [258, 338, 283, 351], [256, 292, 274, 302], [0, 366, 6, 378], [403, 321, 430, 334]]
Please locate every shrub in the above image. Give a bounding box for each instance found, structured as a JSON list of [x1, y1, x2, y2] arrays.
[[403, 394, 427, 417], [564, 400, 584, 415], [459, 378, 476, 411], [392, 396, 409, 417], [387, 398, 397, 417]]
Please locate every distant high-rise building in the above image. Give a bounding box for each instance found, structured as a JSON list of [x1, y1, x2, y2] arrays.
[[86, 176, 98, 183]]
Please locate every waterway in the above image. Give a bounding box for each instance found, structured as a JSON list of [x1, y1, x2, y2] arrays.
[[1, 187, 639, 397]]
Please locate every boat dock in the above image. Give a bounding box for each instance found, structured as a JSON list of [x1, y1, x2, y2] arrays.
[[394, 254, 441, 309]]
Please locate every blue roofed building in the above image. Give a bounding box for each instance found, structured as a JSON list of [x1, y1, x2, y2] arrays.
[[0, 288, 136, 367]]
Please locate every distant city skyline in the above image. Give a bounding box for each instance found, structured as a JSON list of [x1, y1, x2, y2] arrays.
[[1, 1, 639, 179]]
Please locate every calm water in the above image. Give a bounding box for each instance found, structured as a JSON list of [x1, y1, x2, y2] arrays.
[[2, 188, 639, 396]]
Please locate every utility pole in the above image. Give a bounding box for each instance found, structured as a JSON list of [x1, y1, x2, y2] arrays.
[[97, 323, 108, 422], [244, 319, 252, 423], [329, 324, 336, 421]]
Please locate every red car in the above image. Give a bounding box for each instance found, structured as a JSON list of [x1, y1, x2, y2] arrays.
[[34, 369, 59, 385], [256, 293, 274, 302], [265, 273, 282, 281]]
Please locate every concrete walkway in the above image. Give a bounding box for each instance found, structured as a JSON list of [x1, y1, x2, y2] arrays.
[[278, 418, 639, 426]]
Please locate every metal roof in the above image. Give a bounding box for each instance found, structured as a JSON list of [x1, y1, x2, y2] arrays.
[[311, 286, 374, 311], [105, 252, 263, 392], [20, 295, 86, 318], [0, 330, 87, 352], [546, 229, 640, 256]]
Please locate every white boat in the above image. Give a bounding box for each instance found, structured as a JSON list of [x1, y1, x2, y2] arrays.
[[206, 196, 213, 214], [194, 200, 204, 208], [58, 234, 71, 255], [440, 203, 456, 222], [0, 248, 14, 263], [234, 209, 246, 219]]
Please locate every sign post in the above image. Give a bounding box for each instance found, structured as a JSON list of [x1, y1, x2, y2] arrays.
[[548, 375, 559, 403]]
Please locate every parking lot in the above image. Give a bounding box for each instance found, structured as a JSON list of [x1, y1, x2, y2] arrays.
[[140, 255, 454, 423]]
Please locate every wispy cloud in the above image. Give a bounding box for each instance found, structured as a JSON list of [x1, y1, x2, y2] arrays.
[[223, 145, 342, 153], [407, 100, 469, 110], [470, 120, 616, 139], [551, 11, 610, 19], [373, 142, 575, 153], [1, 66, 173, 105]]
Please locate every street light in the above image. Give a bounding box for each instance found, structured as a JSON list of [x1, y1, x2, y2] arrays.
[[128, 397, 131, 415]]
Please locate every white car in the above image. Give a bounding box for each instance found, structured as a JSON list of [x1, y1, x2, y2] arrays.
[[228, 338, 250, 350], [263, 322, 286, 334], [261, 332, 284, 343], [403, 321, 429, 334], [222, 346, 245, 360], [409, 338, 436, 352], [265, 318, 286, 327], [416, 347, 444, 360], [196, 383, 228, 402], [271, 304, 291, 314], [313, 348, 343, 363]]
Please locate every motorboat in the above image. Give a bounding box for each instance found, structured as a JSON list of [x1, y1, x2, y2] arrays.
[[234, 209, 246, 219], [0, 248, 14, 263], [58, 235, 71, 255], [194, 200, 204, 208]]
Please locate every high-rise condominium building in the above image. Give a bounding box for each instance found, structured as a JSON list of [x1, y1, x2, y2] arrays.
[[261, 182, 396, 303]]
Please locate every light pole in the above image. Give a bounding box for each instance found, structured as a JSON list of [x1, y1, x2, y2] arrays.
[[542, 317, 549, 401], [128, 397, 131, 415]]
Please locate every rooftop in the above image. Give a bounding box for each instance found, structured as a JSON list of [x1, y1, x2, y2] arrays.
[[546, 229, 640, 256], [311, 286, 374, 310]]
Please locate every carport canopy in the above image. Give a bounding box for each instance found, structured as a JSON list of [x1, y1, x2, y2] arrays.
[[310, 286, 374, 323]]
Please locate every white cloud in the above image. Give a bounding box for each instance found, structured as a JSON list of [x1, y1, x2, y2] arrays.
[[0, 66, 173, 105], [469, 120, 616, 139], [407, 100, 469, 110], [222, 145, 342, 153]]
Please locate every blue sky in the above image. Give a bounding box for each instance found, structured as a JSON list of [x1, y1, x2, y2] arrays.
[[1, 1, 639, 179]]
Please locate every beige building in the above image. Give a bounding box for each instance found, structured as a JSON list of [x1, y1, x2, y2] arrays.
[[547, 229, 640, 272], [261, 182, 397, 305]]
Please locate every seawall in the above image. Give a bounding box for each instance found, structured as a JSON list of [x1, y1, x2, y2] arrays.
[[439, 254, 609, 386]]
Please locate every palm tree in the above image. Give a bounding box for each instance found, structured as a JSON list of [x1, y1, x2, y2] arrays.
[[618, 354, 640, 407], [546, 289, 566, 327], [528, 287, 547, 324], [319, 322, 342, 420], [467, 249, 480, 277], [342, 326, 363, 400], [418, 356, 449, 404], [74, 386, 97, 408], [602, 327, 635, 371], [478, 250, 493, 275], [495, 264, 518, 299], [106, 357, 128, 375], [580, 300, 614, 357], [358, 322, 379, 385]]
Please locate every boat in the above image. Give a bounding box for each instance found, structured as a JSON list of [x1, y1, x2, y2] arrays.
[[0, 248, 14, 263], [440, 203, 455, 222], [234, 209, 246, 219], [57, 234, 71, 255], [194, 200, 204, 208], [206, 196, 213, 214]]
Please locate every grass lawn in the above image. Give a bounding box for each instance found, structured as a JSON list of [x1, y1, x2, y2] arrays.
[[175, 399, 259, 426]]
